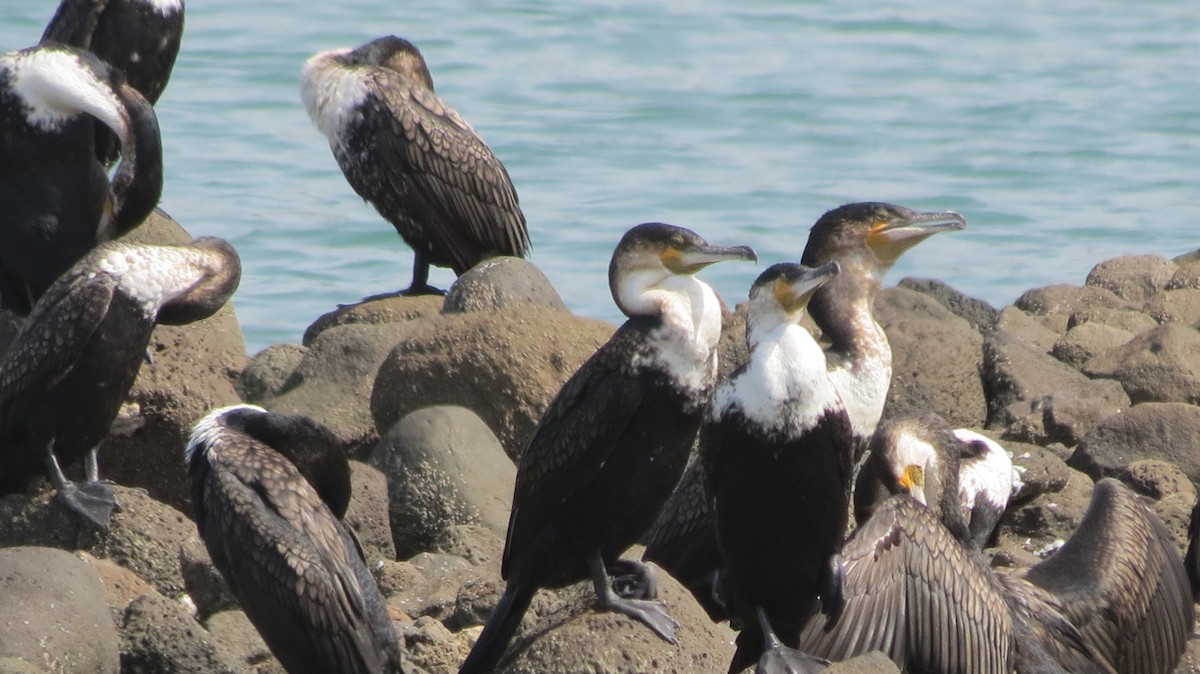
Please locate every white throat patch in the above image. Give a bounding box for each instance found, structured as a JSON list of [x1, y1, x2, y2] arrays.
[[3, 48, 126, 135], [300, 50, 369, 141], [953, 429, 1018, 510], [629, 274, 724, 394]]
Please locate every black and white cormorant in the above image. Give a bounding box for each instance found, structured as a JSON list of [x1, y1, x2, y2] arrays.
[[301, 35, 530, 296], [186, 405, 403, 674], [0, 238, 239, 529], [799, 414, 1191, 674], [704, 262, 852, 674], [457, 223, 756, 674], [41, 0, 184, 166], [644, 202, 966, 618], [951, 428, 1019, 549], [0, 43, 163, 315]]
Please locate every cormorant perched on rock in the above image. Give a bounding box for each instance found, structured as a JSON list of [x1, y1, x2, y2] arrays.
[[0, 43, 163, 315], [952, 428, 1018, 549], [457, 223, 755, 674], [704, 262, 851, 674], [41, 0, 184, 166], [644, 202, 965, 619], [800, 414, 1191, 674], [301, 35, 530, 296], [186, 405, 403, 674], [0, 238, 239, 529]]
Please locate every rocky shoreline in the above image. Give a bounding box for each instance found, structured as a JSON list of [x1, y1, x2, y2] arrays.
[[2, 212, 1200, 673]]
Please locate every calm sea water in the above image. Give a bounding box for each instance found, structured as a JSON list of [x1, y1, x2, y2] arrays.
[[5, 1, 1199, 353]]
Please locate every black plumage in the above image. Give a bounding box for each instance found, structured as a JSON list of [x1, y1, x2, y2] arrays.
[[0, 238, 239, 529], [301, 35, 529, 296], [0, 43, 162, 315], [187, 405, 402, 674], [457, 223, 755, 674]]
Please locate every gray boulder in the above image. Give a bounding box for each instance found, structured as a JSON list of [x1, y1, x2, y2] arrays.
[[1069, 402, 1200, 484], [876, 287, 987, 428], [443, 257, 568, 314], [370, 406, 516, 559], [1007, 439, 1072, 504], [1144, 288, 1200, 327], [1066, 305, 1158, 335], [0, 547, 120, 674], [1167, 261, 1200, 290], [179, 537, 238, 621], [346, 460, 397, 562], [1040, 381, 1131, 447], [1083, 323, 1200, 404], [120, 593, 240, 674], [1014, 284, 1132, 335], [204, 610, 284, 674], [1050, 322, 1133, 371], [1004, 468, 1094, 550], [994, 305, 1061, 353], [897, 277, 999, 335], [303, 294, 443, 345], [370, 308, 614, 461], [1084, 254, 1177, 303], [237, 343, 307, 403]]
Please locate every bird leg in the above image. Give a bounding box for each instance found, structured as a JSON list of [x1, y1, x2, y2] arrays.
[[588, 553, 679, 643], [400, 250, 445, 296], [608, 558, 659, 600], [45, 442, 118, 530], [754, 607, 829, 674], [819, 553, 845, 623]]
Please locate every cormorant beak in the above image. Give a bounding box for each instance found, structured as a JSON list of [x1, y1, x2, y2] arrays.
[[898, 464, 927, 506], [866, 210, 966, 262], [774, 261, 840, 313], [663, 243, 758, 274]]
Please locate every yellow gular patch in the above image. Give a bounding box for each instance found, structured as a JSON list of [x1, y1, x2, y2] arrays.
[[773, 279, 802, 313], [898, 464, 925, 491], [660, 247, 682, 272]]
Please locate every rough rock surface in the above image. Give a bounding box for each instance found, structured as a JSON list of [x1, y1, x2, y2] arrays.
[[1039, 381, 1131, 448], [1144, 288, 1200, 326], [0, 546, 120, 674], [1084, 254, 1177, 303], [79, 551, 163, 618], [1070, 402, 1200, 485], [897, 276, 1000, 335], [371, 308, 614, 460], [994, 305, 1061, 353], [179, 537, 238, 621], [1050, 321, 1133, 371], [303, 295, 444, 345], [371, 406, 516, 559], [443, 257, 569, 314], [1066, 305, 1158, 335], [346, 460, 397, 562], [1014, 283, 1131, 334], [204, 610, 284, 674], [1084, 323, 1200, 404], [237, 343, 307, 403], [120, 593, 240, 674]]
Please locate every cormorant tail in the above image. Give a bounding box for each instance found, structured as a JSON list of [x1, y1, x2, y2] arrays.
[[458, 580, 536, 674]]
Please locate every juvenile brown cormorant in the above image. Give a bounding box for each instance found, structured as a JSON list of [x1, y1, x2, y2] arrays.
[[644, 202, 965, 619], [301, 35, 530, 296], [41, 0, 184, 166], [704, 262, 851, 674], [187, 405, 403, 674], [0, 238, 239, 529], [800, 415, 1190, 674], [0, 43, 163, 315], [457, 223, 755, 674]]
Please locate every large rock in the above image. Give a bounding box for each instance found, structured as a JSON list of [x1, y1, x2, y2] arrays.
[[994, 306, 1060, 353], [1004, 467, 1094, 550], [1084, 254, 1177, 303], [443, 257, 569, 314], [1144, 288, 1200, 327], [1050, 322, 1133, 371], [1069, 402, 1200, 484], [345, 460, 397, 562], [1066, 305, 1158, 335], [1039, 382, 1131, 447], [876, 287, 987, 428], [1167, 260, 1200, 290], [1083, 323, 1200, 404], [237, 343, 307, 403], [1014, 284, 1132, 335], [371, 308, 614, 461], [897, 277, 1000, 335], [0, 485, 200, 597], [120, 593, 240, 674], [204, 610, 284, 674], [302, 295, 443, 346], [179, 537, 238, 621], [78, 551, 163, 618], [0, 547, 120, 674], [371, 406, 516, 559]]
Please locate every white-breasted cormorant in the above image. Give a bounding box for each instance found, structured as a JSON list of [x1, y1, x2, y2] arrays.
[[951, 428, 1018, 549], [40, 0, 184, 166], [0, 238, 239, 529], [301, 35, 530, 296], [704, 261, 852, 674], [457, 223, 755, 674], [644, 202, 965, 619], [186, 405, 403, 674], [0, 43, 163, 315]]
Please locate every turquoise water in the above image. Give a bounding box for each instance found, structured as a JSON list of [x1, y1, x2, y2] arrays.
[[5, 1, 1199, 353]]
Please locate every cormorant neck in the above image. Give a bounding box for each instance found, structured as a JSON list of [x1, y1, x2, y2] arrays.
[[155, 237, 241, 325], [300, 51, 370, 141], [807, 254, 886, 361], [627, 273, 724, 395], [106, 83, 161, 237]]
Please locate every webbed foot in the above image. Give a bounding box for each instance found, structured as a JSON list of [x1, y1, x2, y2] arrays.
[[609, 558, 659, 600], [55, 480, 119, 530]]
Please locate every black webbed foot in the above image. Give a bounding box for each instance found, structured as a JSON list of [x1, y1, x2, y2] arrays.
[[609, 558, 659, 600], [755, 606, 829, 674], [590, 553, 678, 643], [55, 480, 119, 530]]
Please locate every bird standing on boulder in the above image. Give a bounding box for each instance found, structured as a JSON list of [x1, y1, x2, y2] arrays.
[[301, 35, 530, 297], [457, 223, 755, 674]]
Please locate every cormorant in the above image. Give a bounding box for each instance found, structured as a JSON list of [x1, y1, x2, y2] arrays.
[[644, 202, 965, 618], [0, 238, 239, 529], [457, 223, 755, 674], [186, 405, 403, 674], [704, 262, 851, 674], [799, 414, 1191, 674], [41, 0, 184, 166], [952, 428, 1018, 549], [0, 43, 163, 315], [301, 35, 530, 296]]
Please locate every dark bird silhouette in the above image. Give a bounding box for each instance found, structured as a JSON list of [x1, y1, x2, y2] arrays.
[[0, 43, 162, 314], [0, 238, 239, 529], [40, 0, 184, 166], [187, 405, 403, 674], [301, 35, 529, 296], [457, 223, 755, 674]]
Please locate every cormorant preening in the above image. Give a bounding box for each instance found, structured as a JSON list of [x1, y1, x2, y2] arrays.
[[0, 238, 239, 529], [457, 223, 755, 674], [187, 405, 402, 674], [704, 262, 851, 674], [301, 35, 530, 296], [0, 43, 163, 315], [952, 428, 1018, 549], [644, 202, 965, 619], [799, 415, 1191, 674], [41, 0, 184, 166]]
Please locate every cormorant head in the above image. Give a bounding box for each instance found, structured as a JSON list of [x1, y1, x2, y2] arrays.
[[609, 223, 756, 318], [745, 261, 839, 335], [802, 202, 965, 278], [156, 237, 242, 325], [347, 35, 434, 90]]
